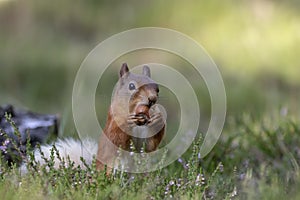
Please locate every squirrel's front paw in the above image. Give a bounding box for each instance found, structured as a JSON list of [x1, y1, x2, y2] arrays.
[[148, 112, 164, 130], [128, 114, 149, 126], [147, 105, 166, 133], [128, 104, 166, 128]]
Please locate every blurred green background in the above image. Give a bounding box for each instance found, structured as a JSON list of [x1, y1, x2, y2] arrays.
[[0, 0, 299, 137]]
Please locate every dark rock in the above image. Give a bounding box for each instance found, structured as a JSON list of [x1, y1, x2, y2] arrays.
[[0, 104, 59, 165]]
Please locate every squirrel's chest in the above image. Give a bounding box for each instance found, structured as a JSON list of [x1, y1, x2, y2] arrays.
[[132, 126, 150, 138], [131, 126, 151, 150]]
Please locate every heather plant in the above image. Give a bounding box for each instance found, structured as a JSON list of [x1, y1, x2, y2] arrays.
[[0, 113, 299, 199]]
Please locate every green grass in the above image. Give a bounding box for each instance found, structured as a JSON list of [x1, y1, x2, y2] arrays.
[[0, 113, 299, 199], [1, 0, 300, 199]]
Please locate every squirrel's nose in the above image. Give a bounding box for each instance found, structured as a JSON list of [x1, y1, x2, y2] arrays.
[[148, 96, 157, 107]]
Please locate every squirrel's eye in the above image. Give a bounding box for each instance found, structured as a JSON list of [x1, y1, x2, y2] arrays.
[[129, 83, 136, 90]]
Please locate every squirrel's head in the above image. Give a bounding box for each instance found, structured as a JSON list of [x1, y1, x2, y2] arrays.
[[111, 63, 159, 125], [118, 63, 159, 111]]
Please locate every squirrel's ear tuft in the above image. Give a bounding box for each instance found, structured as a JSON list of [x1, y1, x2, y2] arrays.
[[120, 63, 129, 77], [143, 65, 151, 77]]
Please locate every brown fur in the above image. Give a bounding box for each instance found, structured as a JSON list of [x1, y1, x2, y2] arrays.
[[96, 64, 165, 173]]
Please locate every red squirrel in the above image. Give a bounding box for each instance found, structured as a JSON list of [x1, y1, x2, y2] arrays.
[[96, 63, 165, 172]]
